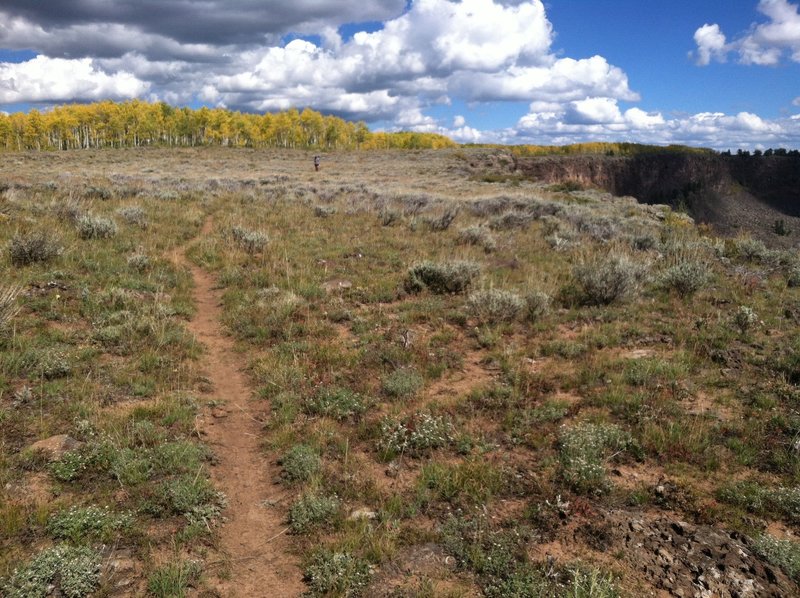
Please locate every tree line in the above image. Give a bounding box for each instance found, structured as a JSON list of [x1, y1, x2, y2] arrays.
[[725, 148, 800, 157], [0, 100, 456, 152]]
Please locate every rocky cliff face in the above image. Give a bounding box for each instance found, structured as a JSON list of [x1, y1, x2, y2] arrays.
[[493, 151, 800, 245]]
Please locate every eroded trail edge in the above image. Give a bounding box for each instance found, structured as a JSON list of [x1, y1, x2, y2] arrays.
[[176, 221, 303, 597]]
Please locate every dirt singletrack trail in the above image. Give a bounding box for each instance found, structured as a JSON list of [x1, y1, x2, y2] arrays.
[[175, 218, 304, 597]]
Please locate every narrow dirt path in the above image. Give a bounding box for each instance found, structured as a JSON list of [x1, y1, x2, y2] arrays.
[[175, 219, 303, 597]]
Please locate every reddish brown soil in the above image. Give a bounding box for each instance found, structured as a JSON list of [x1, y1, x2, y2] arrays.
[[176, 220, 303, 597]]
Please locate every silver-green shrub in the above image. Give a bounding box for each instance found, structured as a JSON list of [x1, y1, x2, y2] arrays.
[[457, 225, 497, 252], [467, 288, 524, 323], [9, 231, 63, 266], [77, 214, 117, 239], [303, 550, 371, 596], [559, 422, 631, 494], [230, 225, 269, 253], [574, 252, 647, 305], [733, 305, 758, 334], [405, 260, 480, 294], [281, 444, 321, 482], [525, 290, 551, 322], [660, 259, 712, 296], [381, 368, 424, 399], [752, 534, 800, 581], [289, 493, 340, 534], [377, 412, 453, 459], [117, 205, 148, 229], [2, 545, 101, 598]]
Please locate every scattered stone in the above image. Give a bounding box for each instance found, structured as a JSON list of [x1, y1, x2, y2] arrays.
[[626, 348, 656, 360], [348, 508, 378, 521], [211, 407, 229, 419], [322, 279, 352, 293], [27, 435, 83, 461]]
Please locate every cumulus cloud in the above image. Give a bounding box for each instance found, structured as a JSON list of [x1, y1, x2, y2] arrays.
[[514, 99, 797, 149], [693, 0, 800, 65], [198, 0, 638, 122], [693, 24, 728, 65], [565, 97, 623, 125], [0, 56, 148, 103], [0, 1, 408, 51], [1, 0, 642, 127]]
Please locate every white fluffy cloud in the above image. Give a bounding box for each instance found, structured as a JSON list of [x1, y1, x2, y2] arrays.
[[514, 99, 797, 149], [198, 0, 638, 122], [0, 56, 148, 103], [693, 0, 800, 65], [693, 24, 728, 65], [1, 0, 643, 127]]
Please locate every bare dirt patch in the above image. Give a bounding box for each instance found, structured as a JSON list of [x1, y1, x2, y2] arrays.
[[426, 349, 496, 405], [175, 222, 303, 597]]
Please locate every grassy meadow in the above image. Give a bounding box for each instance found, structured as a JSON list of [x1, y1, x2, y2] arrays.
[[2, 146, 800, 596]]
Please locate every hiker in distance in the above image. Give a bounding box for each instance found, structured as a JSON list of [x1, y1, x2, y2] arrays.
[[314, 155, 321, 171]]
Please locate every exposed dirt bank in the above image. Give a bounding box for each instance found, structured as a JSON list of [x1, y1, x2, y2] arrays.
[[476, 151, 800, 246]]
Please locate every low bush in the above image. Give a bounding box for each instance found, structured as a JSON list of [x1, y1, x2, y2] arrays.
[[77, 214, 117, 239], [304, 386, 367, 420], [8, 231, 63, 266], [281, 444, 321, 482], [457, 225, 497, 252], [127, 251, 150, 272], [559, 422, 631, 494], [377, 412, 453, 460], [378, 207, 401, 226], [489, 210, 533, 230], [154, 474, 221, 516], [733, 305, 758, 334], [117, 205, 148, 229], [574, 252, 647, 305], [405, 260, 480, 294], [751, 534, 800, 581], [230, 225, 269, 253], [525, 290, 551, 322], [289, 493, 340, 534], [313, 205, 337, 218], [467, 288, 524, 323], [381, 368, 424, 399], [20, 348, 72, 380], [2, 545, 101, 598], [788, 266, 800, 288], [47, 505, 133, 544], [424, 207, 459, 231], [733, 237, 769, 262], [660, 259, 712, 296], [717, 481, 800, 522], [303, 550, 372, 597], [440, 514, 620, 597]]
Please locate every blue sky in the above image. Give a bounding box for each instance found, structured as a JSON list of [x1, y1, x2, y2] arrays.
[[548, 1, 798, 119], [1, 0, 799, 149]]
